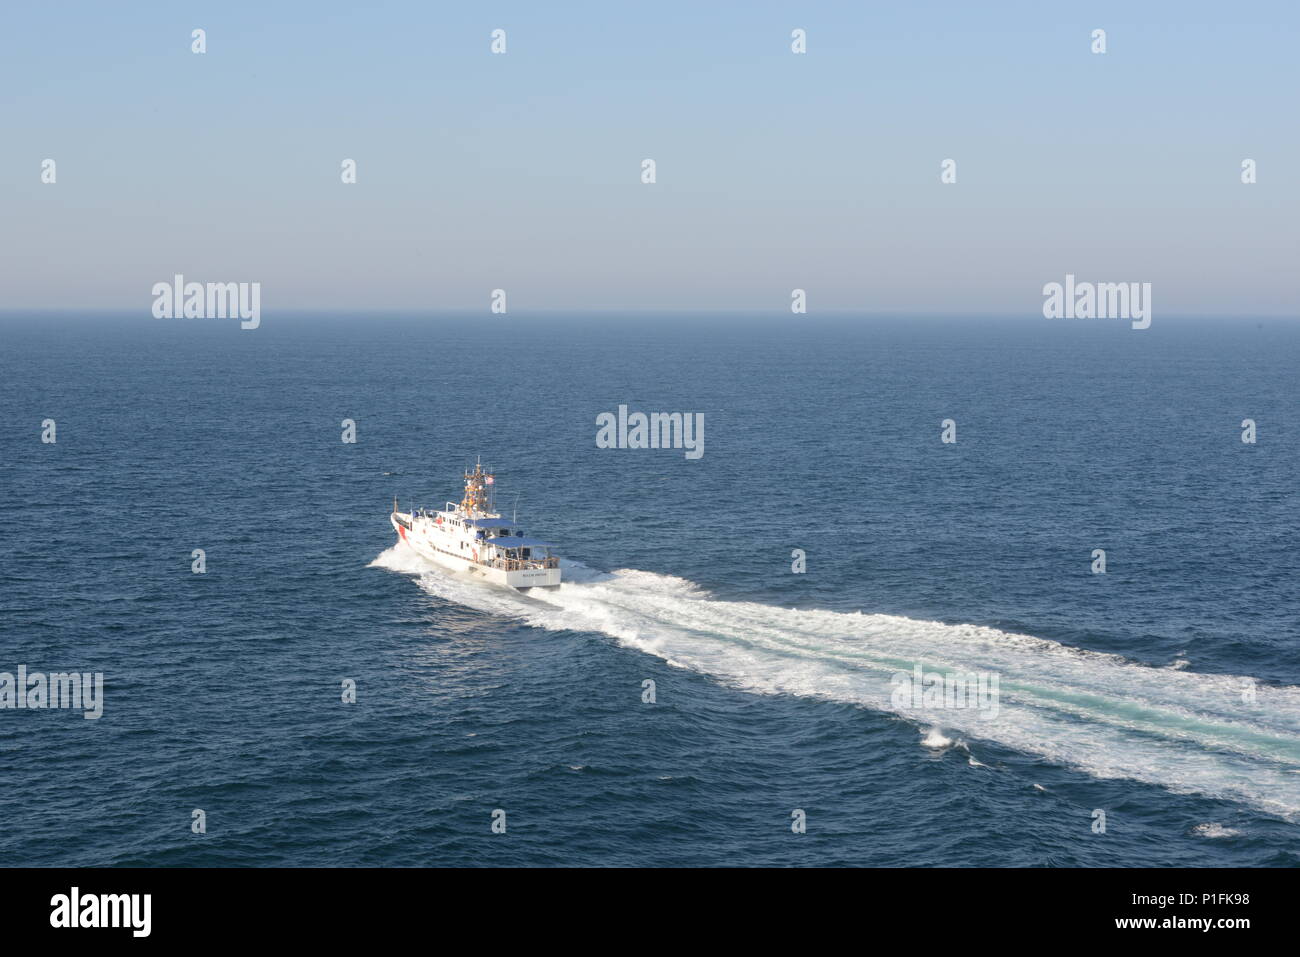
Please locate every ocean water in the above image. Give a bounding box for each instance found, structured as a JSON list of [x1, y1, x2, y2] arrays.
[[1, 313, 1298, 867]]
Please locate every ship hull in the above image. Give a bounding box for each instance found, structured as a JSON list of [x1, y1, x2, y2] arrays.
[[391, 512, 562, 590]]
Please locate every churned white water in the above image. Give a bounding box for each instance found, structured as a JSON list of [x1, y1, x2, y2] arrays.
[[373, 542, 1300, 822]]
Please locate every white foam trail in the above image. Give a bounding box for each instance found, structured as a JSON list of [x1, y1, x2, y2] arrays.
[[372, 543, 1300, 821]]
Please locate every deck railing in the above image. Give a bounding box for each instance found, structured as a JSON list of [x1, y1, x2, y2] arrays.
[[484, 556, 560, 571]]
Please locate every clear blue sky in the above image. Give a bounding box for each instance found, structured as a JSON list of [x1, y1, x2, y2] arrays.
[[1, 1, 1295, 315]]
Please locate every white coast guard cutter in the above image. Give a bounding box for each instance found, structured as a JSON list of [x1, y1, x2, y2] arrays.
[[390, 462, 561, 590]]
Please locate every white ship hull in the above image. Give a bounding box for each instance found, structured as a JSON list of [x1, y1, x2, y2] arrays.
[[391, 511, 561, 590]]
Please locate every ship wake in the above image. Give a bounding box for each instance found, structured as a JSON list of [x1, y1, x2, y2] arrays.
[[371, 543, 1300, 822]]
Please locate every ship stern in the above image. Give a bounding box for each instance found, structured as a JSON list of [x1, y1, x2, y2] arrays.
[[507, 566, 562, 590]]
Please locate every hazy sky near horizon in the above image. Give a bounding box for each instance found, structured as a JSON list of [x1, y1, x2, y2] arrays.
[[2, 1, 1296, 316]]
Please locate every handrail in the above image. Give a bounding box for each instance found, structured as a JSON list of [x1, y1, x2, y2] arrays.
[[484, 556, 561, 572]]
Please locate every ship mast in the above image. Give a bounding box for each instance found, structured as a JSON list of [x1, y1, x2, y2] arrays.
[[458, 460, 494, 517]]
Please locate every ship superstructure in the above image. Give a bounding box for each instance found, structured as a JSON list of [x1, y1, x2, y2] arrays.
[[390, 462, 561, 590]]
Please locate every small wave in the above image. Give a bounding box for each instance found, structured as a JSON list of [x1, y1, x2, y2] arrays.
[[921, 727, 953, 749], [1191, 823, 1241, 839]]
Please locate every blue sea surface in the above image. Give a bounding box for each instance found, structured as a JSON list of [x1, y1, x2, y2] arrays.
[[1, 313, 1298, 866]]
